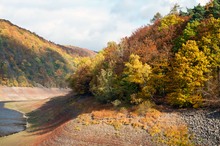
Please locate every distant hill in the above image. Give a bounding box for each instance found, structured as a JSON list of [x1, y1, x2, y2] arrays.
[[59, 45, 96, 57], [0, 19, 93, 87]]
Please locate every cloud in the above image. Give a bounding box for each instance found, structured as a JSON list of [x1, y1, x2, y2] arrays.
[[196, 0, 210, 5], [0, 0, 210, 51]]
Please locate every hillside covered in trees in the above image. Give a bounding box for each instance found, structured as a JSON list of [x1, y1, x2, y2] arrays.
[[0, 19, 95, 87], [70, 0, 220, 107]]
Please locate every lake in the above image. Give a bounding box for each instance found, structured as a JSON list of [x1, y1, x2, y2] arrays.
[[0, 102, 26, 137]]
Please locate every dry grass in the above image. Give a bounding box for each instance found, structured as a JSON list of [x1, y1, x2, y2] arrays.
[[76, 110, 127, 130], [77, 114, 92, 126], [76, 102, 194, 146], [91, 110, 117, 119], [146, 113, 194, 146]]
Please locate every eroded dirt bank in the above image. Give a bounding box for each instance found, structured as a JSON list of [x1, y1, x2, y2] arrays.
[[0, 86, 71, 101]]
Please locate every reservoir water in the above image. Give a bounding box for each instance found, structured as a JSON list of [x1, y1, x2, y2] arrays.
[[0, 102, 26, 136]]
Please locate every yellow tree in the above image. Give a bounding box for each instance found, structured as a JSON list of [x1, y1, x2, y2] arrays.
[[69, 53, 105, 94], [69, 57, 93, 94], [123, 54, 152, 104], [167, 40, 210, 107], [199, 17, 220, 98], [159, 14, 184, 30], [123, 54, 151, 84], [200, 18, 220, 67]]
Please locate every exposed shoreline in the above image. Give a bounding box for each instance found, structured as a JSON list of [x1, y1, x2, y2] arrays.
[[0, 86, 71, 101], [0, 87, 71, 137], [0, 87, 219, 145]]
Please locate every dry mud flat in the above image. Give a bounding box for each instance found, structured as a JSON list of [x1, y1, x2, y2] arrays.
[[0, 86, 71, 101]]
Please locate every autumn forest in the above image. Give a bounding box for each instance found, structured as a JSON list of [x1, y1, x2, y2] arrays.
[[0, 20, 95, 87], [0, 1, 220, 145], [0, 1, 219, 108], [69, 0, 220, 108]]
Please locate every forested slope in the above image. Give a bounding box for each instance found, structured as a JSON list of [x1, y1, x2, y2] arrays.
[[0, 19, 93, 87], [59, 45, 96, 57], [70, 0, 220, 107]]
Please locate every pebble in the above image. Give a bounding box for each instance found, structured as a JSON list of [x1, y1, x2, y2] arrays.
[[179, 109, 220, 146]]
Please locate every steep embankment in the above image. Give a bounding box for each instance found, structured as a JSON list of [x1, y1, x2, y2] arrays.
[[0, 19, 94, 87]]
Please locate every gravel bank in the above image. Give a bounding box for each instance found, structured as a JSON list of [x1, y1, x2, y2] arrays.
[[179, 108, 220, 146]]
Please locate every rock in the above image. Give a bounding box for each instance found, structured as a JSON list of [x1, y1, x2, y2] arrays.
[[178, 108, 220, 146]]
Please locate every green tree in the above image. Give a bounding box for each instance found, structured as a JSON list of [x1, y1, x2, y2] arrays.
[[150, 12, 162, 23], [169, 3, 181, 15], [174, 21, 200, 52], [206, 0, 220, 18], [189, 4, 206, 21], [90, 66, 118, 103]]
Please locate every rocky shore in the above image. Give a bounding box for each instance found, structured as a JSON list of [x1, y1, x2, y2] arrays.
[[179, 108, 220, 146]]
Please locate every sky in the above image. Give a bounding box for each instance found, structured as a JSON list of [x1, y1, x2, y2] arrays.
[[0, 0, 210, 51]]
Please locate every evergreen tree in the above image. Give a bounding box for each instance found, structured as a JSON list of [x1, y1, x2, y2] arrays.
[[150, 12, 162, 23]]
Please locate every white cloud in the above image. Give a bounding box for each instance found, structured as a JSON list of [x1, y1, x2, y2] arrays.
[[0, 0, 210, 51], [196, 0, 210, 5]]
